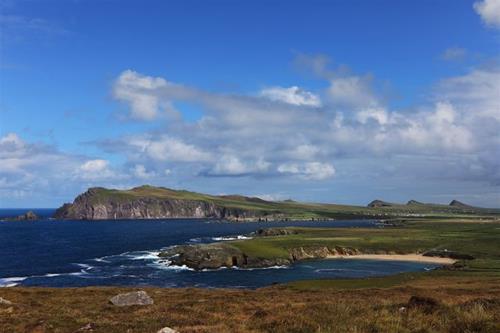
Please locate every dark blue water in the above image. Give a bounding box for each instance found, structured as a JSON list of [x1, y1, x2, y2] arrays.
[[0, 213, 438, 288]]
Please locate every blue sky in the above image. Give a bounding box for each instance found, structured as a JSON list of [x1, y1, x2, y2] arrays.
[[1, 0, 499, 208]]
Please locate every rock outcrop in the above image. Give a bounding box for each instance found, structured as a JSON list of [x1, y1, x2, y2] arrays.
[[1, 210, 39, 221], [159, 239, 360, 270], [109, 291, 153, 306], [159, 243, 290, 269], [255, 228, 299, 237], [54, 186, 270, 220]]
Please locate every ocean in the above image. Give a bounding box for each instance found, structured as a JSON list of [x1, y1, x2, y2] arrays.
[[0, 210, 438, 288]]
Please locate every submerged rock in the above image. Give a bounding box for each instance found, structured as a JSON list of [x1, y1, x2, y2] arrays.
[[109, 291, 153, 306]]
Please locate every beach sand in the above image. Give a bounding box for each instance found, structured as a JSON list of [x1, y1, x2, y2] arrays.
[[327, 254, 456, 264]]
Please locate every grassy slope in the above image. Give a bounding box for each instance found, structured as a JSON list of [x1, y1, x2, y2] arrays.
[[84, 185, 500, 219], [1, 275, 499, 332]]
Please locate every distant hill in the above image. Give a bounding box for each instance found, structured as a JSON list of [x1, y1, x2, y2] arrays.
[[53, 185, 500, 221], [449, 200, 470, 208], [367, 200, 394, 208]]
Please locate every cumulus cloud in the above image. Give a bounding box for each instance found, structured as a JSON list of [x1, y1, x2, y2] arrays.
[[113, 70, 181, 120], [474, 0, 500, 28], [124, 135, 212, 162], [77, 159, 118, 181], [104, 60, 500, 189], [210, 156, 270, 176], [277, 162, 335, 180], [132, 164, 156, 179], [260, 86, 321, 106]]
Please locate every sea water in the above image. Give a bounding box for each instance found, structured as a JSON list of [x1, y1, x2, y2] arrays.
[[0, 212, 438, 288]]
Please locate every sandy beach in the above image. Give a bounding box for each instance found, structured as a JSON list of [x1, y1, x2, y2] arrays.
[[327, 254, 456, 264]]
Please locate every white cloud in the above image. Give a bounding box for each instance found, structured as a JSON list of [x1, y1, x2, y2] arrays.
[[132, 164, 156, 179], [278, 162, 335, 180], [78, 159, 117, 180], [126, 135, 211, 162], [113, 70, 177, 120], [80, 159, 109, 173], [104, 62, 500, 189], [260, 86, 321, 107], [327, 75, 378, 108], [211, 155, 270, 176], [474, 0, 500, 28], [356, 107, 390, 125]]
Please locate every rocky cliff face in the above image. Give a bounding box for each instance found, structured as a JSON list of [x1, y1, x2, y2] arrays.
[[159, 242, 361, 270], [54, 187, 263, 220]]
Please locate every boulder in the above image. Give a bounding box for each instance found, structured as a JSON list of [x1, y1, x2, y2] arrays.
[[109, 291, 153, 306], [157, 328, 179, 333], [0, 297, 13, 305], [73, 323, 96, 332]]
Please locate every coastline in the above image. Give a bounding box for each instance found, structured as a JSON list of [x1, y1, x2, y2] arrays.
[[326, 253, 456, 264]]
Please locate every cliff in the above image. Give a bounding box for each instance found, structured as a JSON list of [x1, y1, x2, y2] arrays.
[[54, 186, 274, 220]]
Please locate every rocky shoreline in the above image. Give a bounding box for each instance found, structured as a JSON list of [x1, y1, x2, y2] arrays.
[[158, 242, 360, 270], [158, 227, 473, 270]]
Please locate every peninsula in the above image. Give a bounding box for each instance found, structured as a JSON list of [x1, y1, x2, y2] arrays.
[[54, 185, 500, 221]]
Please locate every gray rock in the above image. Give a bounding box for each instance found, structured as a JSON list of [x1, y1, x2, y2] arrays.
[[157, 327, 178, 333], [109, 291, 153, 306], [73, 323, 96, 332], [0, 297, 13, 305], [159, 242, 291, 270], [256, 228, 298, 237]]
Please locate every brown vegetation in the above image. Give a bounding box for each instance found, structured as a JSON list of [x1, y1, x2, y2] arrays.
[[1, 275, 499, 333]]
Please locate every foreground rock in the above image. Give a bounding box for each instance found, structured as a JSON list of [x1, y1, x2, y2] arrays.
[[157, 327, 179, 333], [109, 291, 153, 306], [0, 297, 13, 305]]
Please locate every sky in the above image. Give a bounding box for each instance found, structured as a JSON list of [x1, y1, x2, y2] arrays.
[[0, 0, 499, 208]]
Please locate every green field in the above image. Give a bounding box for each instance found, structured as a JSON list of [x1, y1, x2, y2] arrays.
[[227, 220, 500, 291]]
